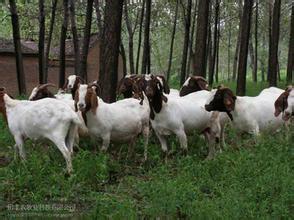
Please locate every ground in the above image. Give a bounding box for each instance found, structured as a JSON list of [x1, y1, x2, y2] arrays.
[[0, 81, 293, 218]]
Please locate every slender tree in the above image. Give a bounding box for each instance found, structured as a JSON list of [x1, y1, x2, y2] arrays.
[[193, 0, 210, 77], [268, 0, 281, 87], [236, 0, 254, 96], [180, 0, 192, 85], [99, 0, 124, 103], [167, 0, 179, 81], [141, 0, 151, 75], [93, 0, 103, 37], [124, 1, 140, 74], [287, 3, 294, 83], [120, 42, 127, 76], [227, 13, 232, 81], [38, 0, 45, 84], [135, 0, 145, 74], [208, 0, 219, 86], [9, 0, 26, 94], [69, 0, 80, 75], [232, 0, 243, 81], [79, 0, 94, 81], [59, 0, 69, 88], [267, 0, 273, 81], [253, 0, 258, 82], [45, 0, 58, 82]]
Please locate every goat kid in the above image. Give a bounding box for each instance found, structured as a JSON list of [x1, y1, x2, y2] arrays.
[[0, 88, 82, 174], [75, 84, 150, 160]]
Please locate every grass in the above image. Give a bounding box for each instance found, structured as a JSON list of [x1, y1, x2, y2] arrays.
[[0, 81, 293, 218]]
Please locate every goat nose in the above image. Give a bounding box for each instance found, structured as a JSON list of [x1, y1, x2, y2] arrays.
[[78, 103, 85, 109], [68, 85, 73, 89]]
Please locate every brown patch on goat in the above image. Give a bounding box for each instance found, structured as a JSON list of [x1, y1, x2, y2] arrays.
[[156, 75, 170, 94], [205, 87, 236, 121], [144, 75, 168, 120], [30, 84, 56, 100], [180, 76, 208, 96], [274, 87, 291, 117], [84, 87, 98, 114], [0, 88, 8, 124], [117, 75, 138, 98]]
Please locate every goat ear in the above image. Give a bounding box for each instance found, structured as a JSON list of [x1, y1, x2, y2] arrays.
[[91, 88, 98, 114], [76, 76, 85, 83], [74, 90, 79, 112], [157, 76, 170, 94], [196, 78, 208, 90]]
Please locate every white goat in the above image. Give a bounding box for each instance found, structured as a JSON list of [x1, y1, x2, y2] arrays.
[[75, 84, 150, 160], [141, 75, 225, 159], [0, 88, 82, 173], [205, 87, 285, 135]]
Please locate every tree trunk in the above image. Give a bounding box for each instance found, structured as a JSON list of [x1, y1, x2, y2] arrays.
[[99, 0, 124, 103], [287, 4, 294, 83], [232, 0, 243, 81], [166, 0, 179, 82], [186, 0, 198, 78], [45, 0, 58, 83], [69, 0, 80, 75], [215, 17, 220, 83], [79, 0, 94, 82], [180, 0, 192, 85], [248, 39, 255, 77], [268, 0, 281, 87], [38, 0, 45, 84], [120, 42, 127, 77], [208, 0, 219, 86], [193, 0, 210, 77], [253, 0, 258, 82], [227, 16, 231, 81], [124, 0, 135, 74], [59, 0, 69, 88], [135, 0, 145, 74], [141, 0, 151, 75], [267, 0, 273, 81], [93, 0, 103, 38], [9, 0, 26, 94], [236, 0, 254, 96]]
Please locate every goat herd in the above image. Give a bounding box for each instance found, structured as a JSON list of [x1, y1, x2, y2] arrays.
[[0, 74, 293, 174]]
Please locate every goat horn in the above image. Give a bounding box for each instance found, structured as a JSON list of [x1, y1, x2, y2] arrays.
[[38, 83, 56, 90]]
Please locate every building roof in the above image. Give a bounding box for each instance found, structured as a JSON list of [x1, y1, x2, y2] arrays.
[[50, 33, 100, 59], [0, 33, 100, 58], [0, 38, 39, 55]]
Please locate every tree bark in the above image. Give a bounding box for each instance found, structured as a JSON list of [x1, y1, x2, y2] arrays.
[[253, 0, 258, 82], [193, 0, 210, 77], [166, 0, 179, 82], [268, 0, 281, 87], [93, 0, 103, 38], [79, 0, 94, 82], [236, 0, 254, 96], [135, 0, 145, 74], [180, 0, 192, 85], [141, 0, 151, 75], [124, 0, 135, 74], [120, 42, 127, 77], [38, 0, 45, 84], [208, 0, 219, 86], [186, 0, 198, 78], [287, 4, 294, 83], [99, 0, 124, 103], [59, 0, 69, 88], [45, 0, 58, 83], [69, 0, 80, 75], [248, 38, 255, 77], [227, 16, 231, 81], [232, 0, 243, 81], [267, 0, 273, 81], [215, 16, 220, 83], [9, 0, 26, 94]]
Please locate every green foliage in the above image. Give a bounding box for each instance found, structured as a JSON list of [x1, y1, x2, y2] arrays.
[[0, 84, 293, 218]]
